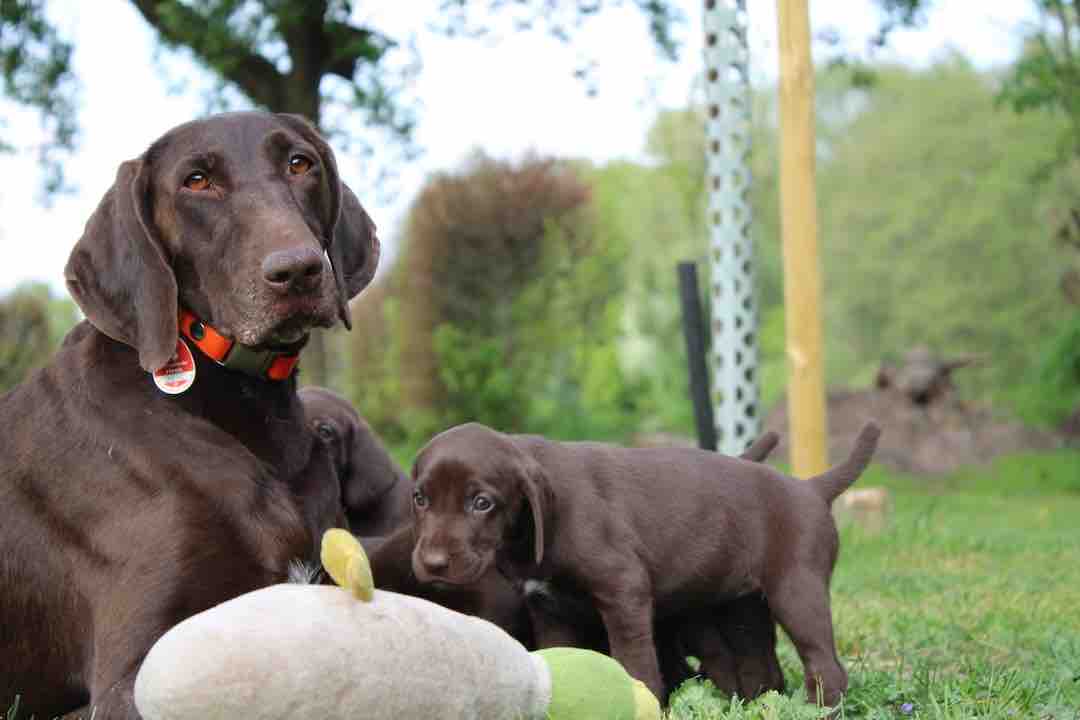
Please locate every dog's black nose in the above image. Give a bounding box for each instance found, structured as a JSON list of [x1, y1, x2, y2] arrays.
[[261, 247, 324, 294]]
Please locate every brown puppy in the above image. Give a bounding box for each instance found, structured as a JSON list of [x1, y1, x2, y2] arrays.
[[521, 431, 786, 701], [310, 385, 787, 700], [407, 421, 881, 705], [299, 386, 412, 538], [0, 112, 377, 719], [298, 386, 531, 642]]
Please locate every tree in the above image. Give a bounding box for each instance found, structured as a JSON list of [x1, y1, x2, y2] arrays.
[[347, 151, 638, 443], [996, 0, 1080, 422], [999, 0, 1080, 163], [1, 0, 681, 387]]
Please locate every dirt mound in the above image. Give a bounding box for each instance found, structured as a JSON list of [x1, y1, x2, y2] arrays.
[[763, 348, 1062, 475]]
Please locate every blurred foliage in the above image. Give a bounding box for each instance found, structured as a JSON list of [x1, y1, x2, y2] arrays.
[[814, 60, 1069, 409], [998, 0, 1080, 169], [0, 282, 79, 394], [350, 58, 1079, 446], [348, 152, 642, 443], [819, 0, 930, 89], [1019, 312, 1080, 425], [605, 59, 1074, 431], [995, 0, 1080, 424]]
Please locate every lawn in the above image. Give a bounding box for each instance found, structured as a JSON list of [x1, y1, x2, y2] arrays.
[[667, 450, 1080, 719]]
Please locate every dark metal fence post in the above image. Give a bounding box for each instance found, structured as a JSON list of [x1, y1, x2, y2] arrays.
[[678, 262, 717, 451]]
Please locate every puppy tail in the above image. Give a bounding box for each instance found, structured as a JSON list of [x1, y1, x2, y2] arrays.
[[808, 422, 882, 505], [740, 430, 780, 463]]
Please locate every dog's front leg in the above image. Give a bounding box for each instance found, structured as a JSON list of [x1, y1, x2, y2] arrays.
[[594, 578, 664, 700], [525, 595, 591, 649]]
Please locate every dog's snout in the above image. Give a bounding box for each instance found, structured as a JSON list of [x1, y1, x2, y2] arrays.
[[418, 548, 451, 576], [261, 247, 324, 294]]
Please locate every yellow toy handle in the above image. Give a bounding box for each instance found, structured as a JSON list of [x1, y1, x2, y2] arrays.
[[320, 529, 375, 601]]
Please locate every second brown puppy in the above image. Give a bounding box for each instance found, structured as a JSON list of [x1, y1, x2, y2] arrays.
[[408, 421, 881, 705]]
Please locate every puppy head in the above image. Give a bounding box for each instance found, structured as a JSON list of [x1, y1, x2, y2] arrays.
[[298, 386, 401, 517], [409, 423, 550, 586]]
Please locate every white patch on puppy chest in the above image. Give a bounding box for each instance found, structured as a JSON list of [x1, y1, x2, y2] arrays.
[[523, 579, 553, 599]]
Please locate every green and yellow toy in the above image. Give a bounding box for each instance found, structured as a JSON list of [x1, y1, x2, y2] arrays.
[[134, 528, 660, 720]]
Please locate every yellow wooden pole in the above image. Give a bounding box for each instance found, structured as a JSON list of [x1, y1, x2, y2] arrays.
[[776, 0, 828, 476]]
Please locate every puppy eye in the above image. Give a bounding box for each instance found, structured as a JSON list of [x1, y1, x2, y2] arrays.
[[314, 422, 336, 441], [472, 495, 494, 513], [183, 171, 211, 191], [413, 489, 428, 509], [288, 154, 314, 175]]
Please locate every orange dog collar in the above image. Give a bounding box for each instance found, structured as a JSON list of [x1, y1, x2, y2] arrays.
[[178, 310, 301, 381]]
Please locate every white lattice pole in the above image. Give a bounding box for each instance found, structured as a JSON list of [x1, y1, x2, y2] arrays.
[[704, 0, 760, 455]]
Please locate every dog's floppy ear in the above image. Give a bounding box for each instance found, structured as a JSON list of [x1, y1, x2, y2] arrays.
[[64, 159, 178, 373], [333, 184, 380, 308], [518, 453, 553, 566], [341, 416, 404, 511], [275, 114, 380, 328]]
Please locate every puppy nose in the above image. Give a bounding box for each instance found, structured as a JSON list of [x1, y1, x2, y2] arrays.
[[261, 247, 324, 294], [419, 550, 450, 576]]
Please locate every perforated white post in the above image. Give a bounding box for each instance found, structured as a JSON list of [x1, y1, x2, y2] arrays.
[[703, 0, 760, 455]]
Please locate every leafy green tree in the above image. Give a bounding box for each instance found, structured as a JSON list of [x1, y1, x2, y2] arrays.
[[348, 150, 639, 442], [994, 0, 1080, 423], [999, 0, 1080, 165], [814, 60, 1070, 409]]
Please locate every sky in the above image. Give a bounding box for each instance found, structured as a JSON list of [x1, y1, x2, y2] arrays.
[[0, 0, 1038, 295]]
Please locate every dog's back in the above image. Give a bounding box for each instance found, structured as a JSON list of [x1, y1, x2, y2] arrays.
[[515, 425, 879, 606]]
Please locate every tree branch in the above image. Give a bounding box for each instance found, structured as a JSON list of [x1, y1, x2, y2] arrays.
[[129, 0, 285, 109], [1049, 0, 1075, 66], [324, 21, 387, 81]]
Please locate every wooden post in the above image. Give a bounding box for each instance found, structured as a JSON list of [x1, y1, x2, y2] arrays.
[[776, 0, 828, 476]]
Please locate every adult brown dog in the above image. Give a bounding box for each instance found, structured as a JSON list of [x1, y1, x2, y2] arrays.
[[407, 421, 881, 705], [0, 112, 377, 719]]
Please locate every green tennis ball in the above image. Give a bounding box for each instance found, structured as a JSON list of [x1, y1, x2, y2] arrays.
[[533, 647, 659, 720]]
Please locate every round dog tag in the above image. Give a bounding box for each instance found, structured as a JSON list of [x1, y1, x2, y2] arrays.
[[152, 338, 197, 395]]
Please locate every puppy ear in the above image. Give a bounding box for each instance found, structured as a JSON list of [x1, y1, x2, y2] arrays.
[[275, 114, 380, 327], [519, 455, 553, 566], [341, 416, 403, 511], [64, 159, 178, 373]]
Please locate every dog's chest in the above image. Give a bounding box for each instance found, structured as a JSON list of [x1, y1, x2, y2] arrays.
[[217, 468, 315, 579]]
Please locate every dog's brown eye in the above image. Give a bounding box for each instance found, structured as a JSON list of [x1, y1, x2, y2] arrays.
[[472, 495, 494, 513], [413, 489, 428, 509], [183, 172, 210, 191], [288, 154, 313, 175]]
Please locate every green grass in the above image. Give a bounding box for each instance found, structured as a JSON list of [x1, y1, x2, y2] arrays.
[[667, 449, 1080, 719]]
